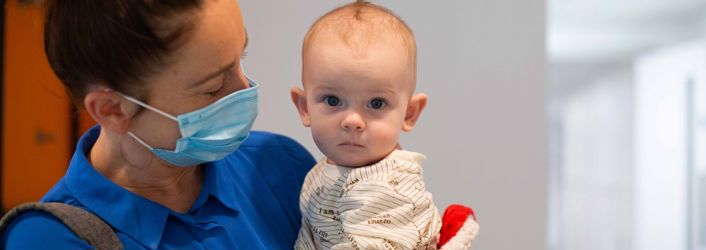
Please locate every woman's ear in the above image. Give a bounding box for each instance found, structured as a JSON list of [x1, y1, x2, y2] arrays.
[[83, 89, 138, 133], [402, 93, 428, 132], [290, 87, 311, 127]]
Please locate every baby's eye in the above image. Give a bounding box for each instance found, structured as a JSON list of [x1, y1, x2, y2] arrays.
[[323, 95, 341, 107], [368, 98, 387, 110]]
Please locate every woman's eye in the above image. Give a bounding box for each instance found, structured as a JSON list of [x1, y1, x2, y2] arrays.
[[206, 85, 224, 96], [206, 68, 234, 97], [368, 98, 386, 110], [323, 96, 341, 106]]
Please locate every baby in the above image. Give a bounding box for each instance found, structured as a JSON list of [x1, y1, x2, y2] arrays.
[[290, 1, 441, 249]]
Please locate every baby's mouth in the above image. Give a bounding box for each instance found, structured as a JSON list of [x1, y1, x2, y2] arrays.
[[339, 141, 364, 148]]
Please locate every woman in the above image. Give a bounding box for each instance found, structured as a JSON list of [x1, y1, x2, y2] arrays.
[[1, 0, 315, 249]]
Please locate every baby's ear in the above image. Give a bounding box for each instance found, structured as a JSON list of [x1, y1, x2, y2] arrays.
[[402, 93, 428, 132], [290, 87, 311, 127]]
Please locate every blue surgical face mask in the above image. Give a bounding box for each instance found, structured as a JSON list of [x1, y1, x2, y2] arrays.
[[118, 73, 259, 167]]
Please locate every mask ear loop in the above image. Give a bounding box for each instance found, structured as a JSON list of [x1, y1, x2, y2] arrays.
[[127, 132, 155, 150], [110, 90, 178, 151], [115, 92, 179, 122]]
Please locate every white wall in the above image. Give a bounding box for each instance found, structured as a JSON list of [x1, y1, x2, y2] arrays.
[[549, 69, 634, 250], [239, 1, 547, 249], [632, 40, 706, 250]]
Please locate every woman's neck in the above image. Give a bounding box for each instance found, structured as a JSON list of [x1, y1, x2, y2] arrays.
[[89, 129, 203, 213]]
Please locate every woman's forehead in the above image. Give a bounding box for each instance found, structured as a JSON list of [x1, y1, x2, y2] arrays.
[[158, 0, 246, 88]]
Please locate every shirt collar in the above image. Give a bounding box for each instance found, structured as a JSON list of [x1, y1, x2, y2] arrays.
[[202, 158, 240, 212], [63, 126, 239, 249]]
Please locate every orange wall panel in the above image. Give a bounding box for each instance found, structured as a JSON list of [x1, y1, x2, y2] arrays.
[[78, 110, 96, 137], [2, 1, 72, 211]]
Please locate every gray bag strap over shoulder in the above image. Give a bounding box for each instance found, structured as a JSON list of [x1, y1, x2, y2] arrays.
[[0, 202, 123, 250]]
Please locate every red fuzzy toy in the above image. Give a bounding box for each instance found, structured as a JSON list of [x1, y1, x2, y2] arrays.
[[437, 204, 479, 249]]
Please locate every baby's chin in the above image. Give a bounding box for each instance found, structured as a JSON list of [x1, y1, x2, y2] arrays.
[[325, 152, 390, 168]]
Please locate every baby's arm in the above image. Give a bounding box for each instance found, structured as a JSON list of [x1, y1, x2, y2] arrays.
[[337, 171, 441, 250]]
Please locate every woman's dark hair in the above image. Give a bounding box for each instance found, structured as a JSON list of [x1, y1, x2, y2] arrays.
[[44, 0, 204, 108]]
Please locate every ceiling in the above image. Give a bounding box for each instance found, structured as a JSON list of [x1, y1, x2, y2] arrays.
[[548, 0, 706, 63]]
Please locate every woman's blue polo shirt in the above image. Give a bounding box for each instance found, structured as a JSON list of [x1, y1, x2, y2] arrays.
[[1, 126, 315, 249]]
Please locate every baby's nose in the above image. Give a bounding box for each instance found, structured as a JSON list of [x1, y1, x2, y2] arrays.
[[341, 112, 366, 131]]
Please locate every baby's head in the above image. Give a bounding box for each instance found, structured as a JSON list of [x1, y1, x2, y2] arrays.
[[291, 0, 427, 167]]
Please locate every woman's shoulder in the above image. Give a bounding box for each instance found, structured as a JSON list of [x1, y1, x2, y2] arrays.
[[227, 130, 316, 179], [241, 131, 305, 148], [1, 211, 93, 250], [240, 131, 313, 159]]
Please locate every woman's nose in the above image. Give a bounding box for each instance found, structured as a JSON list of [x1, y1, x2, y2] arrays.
[[341, 111, 366, 131]]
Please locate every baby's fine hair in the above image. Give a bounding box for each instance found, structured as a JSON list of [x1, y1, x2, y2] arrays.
[[302, 0, 416, 64]]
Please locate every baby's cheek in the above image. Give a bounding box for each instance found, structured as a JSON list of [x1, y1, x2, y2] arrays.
[[369, 123, 401, 150], [310, 125, 331, 151]]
